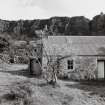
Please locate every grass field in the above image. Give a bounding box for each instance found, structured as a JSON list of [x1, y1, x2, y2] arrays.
[[0, 64, 105, 105]]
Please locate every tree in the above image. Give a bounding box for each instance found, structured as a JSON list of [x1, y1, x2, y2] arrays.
[[42, 36, 73, 85], [42, 44, 59, 85], [75, 57, 96, 80]]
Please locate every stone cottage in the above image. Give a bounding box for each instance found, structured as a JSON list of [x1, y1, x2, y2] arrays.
[[42, 36, 105, 80]]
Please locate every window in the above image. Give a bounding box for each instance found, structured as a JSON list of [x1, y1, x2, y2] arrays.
[[34, 49, 37, 52], [67, 60, 73, 69]]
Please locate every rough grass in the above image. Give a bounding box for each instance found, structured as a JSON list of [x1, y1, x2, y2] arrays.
[[1, 80, 34, 105], [1, 78, 105, 105], [0, 64, 105, 105]]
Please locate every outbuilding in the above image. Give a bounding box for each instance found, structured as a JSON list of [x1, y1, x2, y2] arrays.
[[42, 36, 105, 80]]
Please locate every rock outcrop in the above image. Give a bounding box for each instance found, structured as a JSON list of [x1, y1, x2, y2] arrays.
[[0, 13, 104, 39], [65, 16, 90, 35], [90, 13, 105, 35]]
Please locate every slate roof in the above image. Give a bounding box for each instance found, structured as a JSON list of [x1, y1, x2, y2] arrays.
[[43, 36, 105, 56]]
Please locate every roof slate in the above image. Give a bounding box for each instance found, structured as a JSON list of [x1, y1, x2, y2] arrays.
[[43, 36, 105, 56]]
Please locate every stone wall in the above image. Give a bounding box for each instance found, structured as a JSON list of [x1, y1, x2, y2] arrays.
[[58, 56, 97, 80]]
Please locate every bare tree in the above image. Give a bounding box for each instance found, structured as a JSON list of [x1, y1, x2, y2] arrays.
[[42, 44, 58, 85], [42, 36, 74, 85]]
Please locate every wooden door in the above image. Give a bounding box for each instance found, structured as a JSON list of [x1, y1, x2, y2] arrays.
[[97, 61, 105, 79]]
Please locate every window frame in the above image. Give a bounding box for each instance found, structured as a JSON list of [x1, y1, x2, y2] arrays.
[[67, 59, 74, 70]]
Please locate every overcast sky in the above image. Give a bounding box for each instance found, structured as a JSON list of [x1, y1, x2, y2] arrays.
[[0, 0, 105, 20]]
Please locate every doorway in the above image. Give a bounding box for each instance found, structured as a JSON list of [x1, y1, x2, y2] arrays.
[[97, 60, 105, 79]]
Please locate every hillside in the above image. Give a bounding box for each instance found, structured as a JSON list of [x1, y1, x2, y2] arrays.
[[0, 13, 105, 40]]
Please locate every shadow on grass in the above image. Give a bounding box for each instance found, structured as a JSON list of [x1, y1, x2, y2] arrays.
[[65, 80, 105, 97], [0, 69, 35, 78], [38, 82, 48, 87], [1, 80, 34, 105]]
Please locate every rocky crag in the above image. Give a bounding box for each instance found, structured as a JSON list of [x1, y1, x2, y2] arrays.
[[0, 13, 105, 39]]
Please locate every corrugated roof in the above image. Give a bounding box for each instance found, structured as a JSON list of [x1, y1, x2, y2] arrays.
[[43, 36, 105, 56]]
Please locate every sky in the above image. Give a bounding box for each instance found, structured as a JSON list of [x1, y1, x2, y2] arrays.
[[0, 0, 105, 20]]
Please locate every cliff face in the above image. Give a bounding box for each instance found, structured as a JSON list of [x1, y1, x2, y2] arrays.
[[65, 16, 90, 35], [90, 14, 105, 35], [0, 13, 105, 39]]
